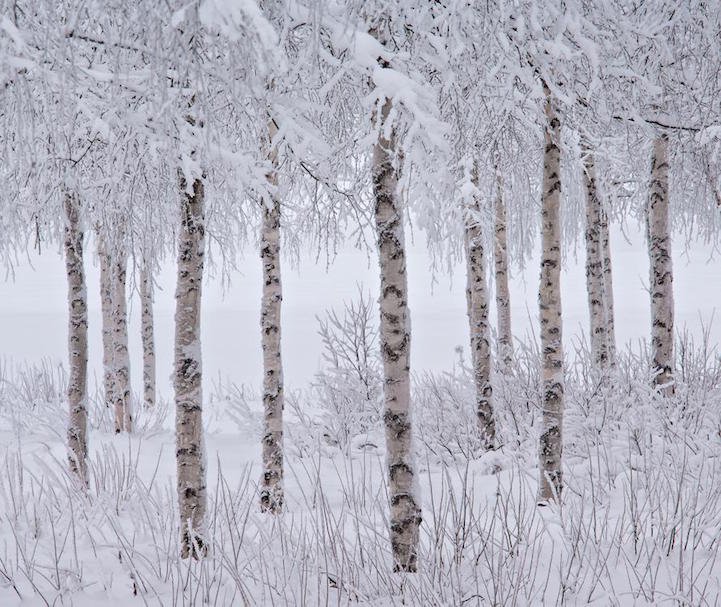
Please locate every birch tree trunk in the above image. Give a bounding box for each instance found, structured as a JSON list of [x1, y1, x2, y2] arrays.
[[599, 205, 616, 364], [583, 146, 610, 369], [98, 238, 115, 416], [112, 252, 132, 432], [64, 193, 88, 485], [538, 86, 565, 503], [493, 175, 513, 367], [372, 95, 421, 572], [140, 264, 156, 408], [98, 238, 132, 432], [175, 175, 207, 558], [464, 165, 496, 450], [647, 134, 674, 394], [260, 118, 284, 514]]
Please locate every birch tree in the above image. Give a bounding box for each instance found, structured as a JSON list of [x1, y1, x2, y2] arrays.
[[140, 262, 156, 408], [175, 170, 207, 558], [98, 233, 132, 433], [647, 134, 674, 394], [538, 84, 564, 503], [64, 193, 89, 485], [583, 145, 611, 369], [599, 201, 616, 364], [112, 251, 132, 430], [493, 173, 513, 367], [464, 163, 495, 450], [173, 13, 207, 559], [371, 89, 421, 571], [319, 3, 446, 571], [98, 236, 116, 419], [260, 118, 284, 513], [363, 11, 430, 567]]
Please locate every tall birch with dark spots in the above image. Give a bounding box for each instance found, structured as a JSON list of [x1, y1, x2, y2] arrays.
[[64, 193, 89, 485], [599, 203, 616, 364], [175, 173, 207, 558], [112, 251, 132, 431], [98, 236, 115, 412], [140, 263, 156, 408], [538, 85, 564, 503], [371, 80, 421, 571], [646, 134, 674, 394], [464, 163, 496, 450], [583, 145, 610, 369], [260, 118, 284, 514], [98, 236, 132, 432], [493, 174, 513, 367]]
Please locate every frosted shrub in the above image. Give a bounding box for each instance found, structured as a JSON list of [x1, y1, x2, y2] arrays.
[[413, 359, 484, 462], [0, 359, 67, 438], [207, 375, 261, 437], [414, 342, 541, 462], [492, 336, 542, 451], [312, 288, 382, 451]]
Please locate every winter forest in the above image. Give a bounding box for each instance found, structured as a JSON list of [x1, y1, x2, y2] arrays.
[[1, 0, 721, 605]]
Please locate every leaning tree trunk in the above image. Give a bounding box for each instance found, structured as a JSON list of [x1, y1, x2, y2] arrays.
[[599, 203, 616, 364], [464, 165, 496, 450], [175, 175, 207, 559], [140, 264, 156, 408], [64, 193, 89, 485], [538, 85, 565, 503], [494, 174, 513, 367], [372, 95, 421, 572], [583, 145, 610, 369], [260, 118, 284, 514], [112, 252, 132, 432], [647, 134, 674, 394]]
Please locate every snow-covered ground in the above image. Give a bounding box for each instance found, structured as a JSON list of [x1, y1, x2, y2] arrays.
[[2, 345, 721, 605], [2, 221, 721, 605]]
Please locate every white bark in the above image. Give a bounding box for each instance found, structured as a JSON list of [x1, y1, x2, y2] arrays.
[[140, 264, 156, 408], [599, 203, 616, 364], [538, 86, 564, 503], [98, 237, 132, 432], [112, 252, 132, 432], [175, 175, 207, 558], [583, 146, 610, 369], [493, 174, 513, 367], [372, 95, 421, 572], [464, 164, 496, 450], [647, 134, 674, 394], [260, 118, 284, 514], [64, 193, 88, 485], [98, 238, 115, 416]]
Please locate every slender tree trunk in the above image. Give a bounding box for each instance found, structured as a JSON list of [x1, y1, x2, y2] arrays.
[[98, 237, 132, 432], [175, 175, 207, 558], [583, 145, 609, 369], [493, 174, 513, 367], [538, 85, 564, 503], [647, 134, 674, 394], [260, 118, 284, 514], [140, 264, 156, 408], [64, 193, 89, 485], [112, 252, 132, 432], [464, 164, 495, 450], [98, 237, 115, 416], [599, 204, 616, 364], [372, 95, 421, 572]]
